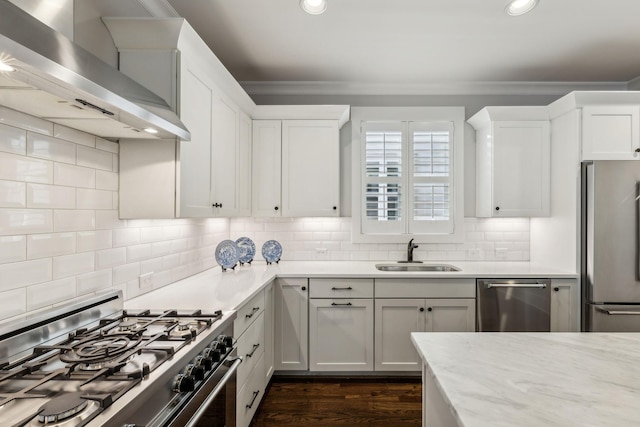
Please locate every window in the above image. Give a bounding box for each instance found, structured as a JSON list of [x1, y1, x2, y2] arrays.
[[351, 107, 464, 243]]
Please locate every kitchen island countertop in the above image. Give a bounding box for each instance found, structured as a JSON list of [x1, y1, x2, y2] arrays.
[[125, 260, 575, 312], [411, 332, 640, 427]]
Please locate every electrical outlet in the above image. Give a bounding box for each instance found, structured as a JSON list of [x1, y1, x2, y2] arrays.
[[315, 248, 328, 254], [495, 248, 508, 259], [139, 272, 154, 289], [467, 248, 482, 259]]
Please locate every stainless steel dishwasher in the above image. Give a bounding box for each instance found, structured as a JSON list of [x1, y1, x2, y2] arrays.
[[476, 279, 551, 331]]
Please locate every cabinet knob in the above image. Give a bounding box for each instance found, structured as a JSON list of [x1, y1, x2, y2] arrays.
[[427, 307, 433, 312], [301, 286, 306, 291], [212, 202, 223, 208], [274, 206, 279, 211], [419, 307, 425, 312], [635, 148, 640, 153], [332, 206, 337, 210], [554, 287, 559, 292], [495, 206, 500, 211]]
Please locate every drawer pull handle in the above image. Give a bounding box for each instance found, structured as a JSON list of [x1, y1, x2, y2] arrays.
[[331, 302, 352, 307], [246, 390, 260, 409], [245, 307, 260, 318], [331, 286, 353, 291], [246, 343, 260, 358]]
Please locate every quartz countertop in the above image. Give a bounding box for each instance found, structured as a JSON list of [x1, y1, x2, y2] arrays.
[[125, 261, 575, 312], [411, 333, 640, 427]]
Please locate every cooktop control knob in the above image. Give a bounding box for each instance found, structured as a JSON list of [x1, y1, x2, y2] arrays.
[[221, 335, 234, 348], [173, 374, 195, 393], [185, 363, 205, 381], [196, 355, 213, 371]]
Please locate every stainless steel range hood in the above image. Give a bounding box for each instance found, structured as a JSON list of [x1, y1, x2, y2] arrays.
[[0, 1, 190, 140]]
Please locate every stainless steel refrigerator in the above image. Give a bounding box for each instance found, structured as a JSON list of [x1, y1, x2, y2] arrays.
[[583, 161, 640, 331]]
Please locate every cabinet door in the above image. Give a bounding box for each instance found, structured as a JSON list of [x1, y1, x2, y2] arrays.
[[281, 120, 340, 217], [211, 93, 239, 216], [263, 282, 275, 382], [492, 121, 550, 217], [424, 299, 475, 332], [309, 299, 374, 371], [274, 278, 308, 371], [237, 112, 252, 216], [374, 299, 425, 372], [178, 65, 215, 217], [252, 120, 282, 217], [583, 106, 640, 160], [550, 279, 579, 332]]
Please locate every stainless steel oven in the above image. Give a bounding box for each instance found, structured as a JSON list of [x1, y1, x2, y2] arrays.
[[477, 279, 551, 332]]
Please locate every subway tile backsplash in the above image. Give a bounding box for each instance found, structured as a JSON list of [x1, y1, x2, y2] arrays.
[[0, 108, 529, 324], [0, 109, 228, 323]]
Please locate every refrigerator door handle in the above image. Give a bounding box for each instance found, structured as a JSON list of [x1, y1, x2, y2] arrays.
[[485, 282, 547, 289], [595, 307, 640, 315]]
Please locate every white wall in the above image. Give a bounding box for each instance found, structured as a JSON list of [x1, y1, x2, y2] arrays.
[[0, 108, 228, 323]]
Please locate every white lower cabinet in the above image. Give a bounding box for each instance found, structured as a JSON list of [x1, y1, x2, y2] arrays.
[[550, 279, 580, 332], [263, 282, 275, 382], [237, 353, 266, 427], [274, 278, 309, 370], [309, 298, 374, 371]]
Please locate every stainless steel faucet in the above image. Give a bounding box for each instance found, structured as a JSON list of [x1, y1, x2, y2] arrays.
[[401, 238, 420, 263]]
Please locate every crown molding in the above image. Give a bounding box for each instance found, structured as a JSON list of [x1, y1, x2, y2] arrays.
[[240, 80, 628, 97]]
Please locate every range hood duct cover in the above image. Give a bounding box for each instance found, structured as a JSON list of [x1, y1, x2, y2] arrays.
[[0, 1, 190, 140]]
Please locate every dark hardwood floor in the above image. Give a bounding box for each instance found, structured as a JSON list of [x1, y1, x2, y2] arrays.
[[250, 377, 422, 427]]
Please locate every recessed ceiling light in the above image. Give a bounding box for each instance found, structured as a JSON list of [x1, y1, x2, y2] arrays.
[[300, 0, 327, 15], [505, 0, 539, 16], [143, 127, 159, 134], [0, 61, 15, 72]]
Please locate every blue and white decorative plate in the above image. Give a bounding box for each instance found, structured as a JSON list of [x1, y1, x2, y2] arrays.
[[235, 236, 256, 265], [215, 240, 239, 271], [262, 240, 282, 264]]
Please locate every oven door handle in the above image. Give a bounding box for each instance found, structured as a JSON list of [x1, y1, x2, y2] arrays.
[[485, 282, 547, 289], [595, 307, 640, 315], [184, 356, 243, 427]]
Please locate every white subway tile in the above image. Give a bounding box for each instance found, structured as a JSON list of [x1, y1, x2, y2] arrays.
[[76, 269, 112, 295], [112, 192, 118, 210], [162, 253, 180, 269], [0, 180, 25, 207], [76, 188, 112, 210], [27, 183, 75, 208], [113, 262, 140, 286], [0, 288, 26, 320], [53, 163, 95, 188], [0, 122, 27, 155], [52, 252, 94, 279], [0, 107, 53, 135], [141, 257, 162, 275], [0, 208, 53, 235], [96, 170, 118, 191], [112, 153, 118, 172], [96, 138, 119, 153], [96, 247, 126, 269], [127, 243, 152, 262], [96, 210, 126, 230], [76, 230, 112, 252], [0, 258, 52, 291], [0, 235, 26, 263], [0, 152, 53, 183], [113, 228, 140, 247], [151, 241, 172, 257], [77, 145, 112, 171], [27, 277, 76, 311], [27, 232, 76, 259], [53, 125, 95, 147], [53, 209, 94, 232], [27, 132, 76, 164], [140, 226, 165, 243]]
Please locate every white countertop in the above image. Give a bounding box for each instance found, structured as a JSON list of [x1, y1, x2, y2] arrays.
[[125, 261, 575, 311], [411, 333, 640, 427]]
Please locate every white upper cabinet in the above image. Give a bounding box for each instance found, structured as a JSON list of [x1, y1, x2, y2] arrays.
[[469, 107, 551, 217], [582, 106, 640, 160], [104, 18, 255, 219], [251, 106, 349, 218]]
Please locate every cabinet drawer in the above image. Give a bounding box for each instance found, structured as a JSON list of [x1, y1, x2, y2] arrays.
[[237, 312, 265, 389], [375, 278, 475, 298], [237, 353, 266, 427], [234, 289, 265, 337], [310, 278, 374, 298]]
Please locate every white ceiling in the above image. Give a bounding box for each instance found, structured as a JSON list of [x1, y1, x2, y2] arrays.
[[159, 0, 640, 93]]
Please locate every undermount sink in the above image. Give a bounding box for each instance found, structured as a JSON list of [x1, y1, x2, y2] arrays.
[[375, 263, 461, 272]]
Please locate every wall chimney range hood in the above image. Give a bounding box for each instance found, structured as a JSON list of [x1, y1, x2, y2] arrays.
[[0, 1, 190, 140]]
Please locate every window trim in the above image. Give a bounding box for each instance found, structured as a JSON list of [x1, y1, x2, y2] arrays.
[[351, 107, 465, 244]]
